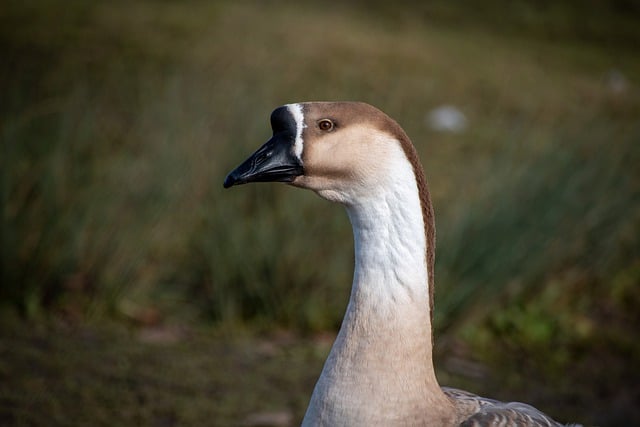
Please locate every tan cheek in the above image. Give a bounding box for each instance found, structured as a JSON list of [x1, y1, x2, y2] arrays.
[[291, 175, 336, 194], [307, 154, 356, 184], [298, 127, 388, 189]]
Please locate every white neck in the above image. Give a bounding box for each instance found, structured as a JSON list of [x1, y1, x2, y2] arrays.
[[302, 154, 454, 426]]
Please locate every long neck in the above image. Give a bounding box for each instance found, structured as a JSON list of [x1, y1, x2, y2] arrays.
[[342, 184, 442, 399], [346, 190, 433, 347], [303, 171, 454, 426]]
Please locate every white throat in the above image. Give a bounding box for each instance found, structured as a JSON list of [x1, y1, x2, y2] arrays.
[[346, 174, 429, 313], [302, 141, 453, 426]]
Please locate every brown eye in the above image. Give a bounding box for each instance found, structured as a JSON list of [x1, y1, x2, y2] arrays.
[[318, 119, 334, 132]]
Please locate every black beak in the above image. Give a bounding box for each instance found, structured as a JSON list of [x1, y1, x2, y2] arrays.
[[223, 106, 303, 188]]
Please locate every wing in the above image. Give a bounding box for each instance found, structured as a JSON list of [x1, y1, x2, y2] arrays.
[[443, 387, 579, 427]]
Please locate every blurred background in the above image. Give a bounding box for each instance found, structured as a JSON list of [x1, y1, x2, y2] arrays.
[[1, 1, 639, 426]]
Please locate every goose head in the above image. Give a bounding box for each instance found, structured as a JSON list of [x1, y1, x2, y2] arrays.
[[223, 102, 421, 206]]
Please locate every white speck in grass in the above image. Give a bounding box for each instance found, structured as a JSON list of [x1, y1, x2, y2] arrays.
[[425, 105, 468, 133]]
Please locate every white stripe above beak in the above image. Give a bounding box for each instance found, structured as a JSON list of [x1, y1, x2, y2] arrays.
[[287, 103, 306, 161]]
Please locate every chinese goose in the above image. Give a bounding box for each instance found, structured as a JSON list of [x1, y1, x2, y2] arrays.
[[223, 102, 577, 426]]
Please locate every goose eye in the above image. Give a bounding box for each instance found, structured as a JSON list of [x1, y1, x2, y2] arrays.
[[318, 119, 334, 132]]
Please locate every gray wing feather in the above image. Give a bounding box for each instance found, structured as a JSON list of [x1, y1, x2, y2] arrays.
[[442, 387, 581, 427]]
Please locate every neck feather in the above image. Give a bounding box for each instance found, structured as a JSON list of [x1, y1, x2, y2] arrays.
[[303, 145, 453, 426], [346, 180, 431, 321]]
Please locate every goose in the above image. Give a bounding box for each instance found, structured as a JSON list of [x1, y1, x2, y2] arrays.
[[223, 102, 577, 426]]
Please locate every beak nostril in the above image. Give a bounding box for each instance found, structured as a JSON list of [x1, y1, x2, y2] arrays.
[[255, 151, 269, 164]]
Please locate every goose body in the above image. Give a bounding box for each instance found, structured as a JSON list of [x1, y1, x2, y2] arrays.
[[224, 102, 576, 426]]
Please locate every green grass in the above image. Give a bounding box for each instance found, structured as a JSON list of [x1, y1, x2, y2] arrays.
[[2, 0, 638, 326], [436, 123, 640, 326], [1, 1, 639, 425], [0, 315, 326, 426]]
